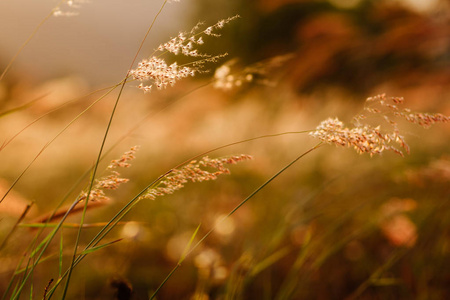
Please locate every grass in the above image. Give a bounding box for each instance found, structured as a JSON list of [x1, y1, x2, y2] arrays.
[[0, 1, 449, 299]]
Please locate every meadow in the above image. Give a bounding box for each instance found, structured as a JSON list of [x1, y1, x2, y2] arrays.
[[0, 1, 449, 299]]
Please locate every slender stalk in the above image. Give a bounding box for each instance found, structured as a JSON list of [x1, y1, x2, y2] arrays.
[[7, 83, 122, 299], [0, 83, 120, 205], [84, 131, 313, 252], [149, 142, 323, 299], [150, 264, 182, 300], [0, 203, 34, 250], [43, 131, 315, 297], [61, 80, 125, 298], [60, 1, 171, 297]]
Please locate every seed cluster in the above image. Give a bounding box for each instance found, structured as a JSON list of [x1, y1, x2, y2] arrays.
[[130, 16, 239, 93], [361, 94, 450, 129], [140, 154, 252, 200], [79, 146, 139, 202], [310, 118, 408, 156], [310, 94, 449, 156], [131, 58, 196, 92]]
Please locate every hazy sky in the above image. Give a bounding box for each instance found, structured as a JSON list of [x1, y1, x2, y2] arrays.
[[0, 0, 194, 86], [0, 0, 443, 86]]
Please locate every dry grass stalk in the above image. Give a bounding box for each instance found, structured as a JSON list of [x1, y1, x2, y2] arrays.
[[31, 199, 109, 226], [310, 94, 450, 156], [140, 154, 252, 200], [32, 146, 139, 224], [361, 94, 449, 129]]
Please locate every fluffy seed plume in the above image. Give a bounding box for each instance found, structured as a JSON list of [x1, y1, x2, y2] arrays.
[[310, 94, 449, 156], [140, 154, 252, 200], [130, 16, 239, 93]]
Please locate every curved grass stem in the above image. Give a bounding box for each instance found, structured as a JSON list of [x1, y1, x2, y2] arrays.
[[0, 83, 121, 205], [60, 0, 171, 297], [149, 142, 323, 299]]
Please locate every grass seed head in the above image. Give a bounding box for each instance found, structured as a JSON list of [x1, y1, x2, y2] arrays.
[[130, 16, 240, 93], [140, 154, 252, 200], [310, 94, 449, 156]]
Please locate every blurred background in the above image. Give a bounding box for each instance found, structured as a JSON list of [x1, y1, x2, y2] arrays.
[[0, 0, 449, 299]]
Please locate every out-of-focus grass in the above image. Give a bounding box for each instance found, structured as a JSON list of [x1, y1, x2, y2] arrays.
[[0, 1, 449, 299], [1, 74, 448, 299]]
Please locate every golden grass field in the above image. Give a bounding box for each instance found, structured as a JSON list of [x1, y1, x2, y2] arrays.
[[0, 1, 449, 299]]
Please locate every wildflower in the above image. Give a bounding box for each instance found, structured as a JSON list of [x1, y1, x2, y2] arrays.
[[140, 154, 252, 200]]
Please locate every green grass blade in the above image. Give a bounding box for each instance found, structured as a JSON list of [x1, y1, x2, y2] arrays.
[[178, 224, 201, 264], [250, 247, 292, 277], [0, 202, 34, 251], [151, 143, 323, 299], [79, 239, 123, 255], [59, 230, 63, 278], [61, 1, 171, 297]]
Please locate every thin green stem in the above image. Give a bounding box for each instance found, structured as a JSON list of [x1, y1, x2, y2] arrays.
[[61, 80, 125, 299], [149, 142, 323, 299], [0, 83, 120, 205], [44, 131, 316, 298], [8, 83, 122, 299], [150, 264, 182, 300], [60, 1, 170, 297], [0, 203, 34, 251]]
